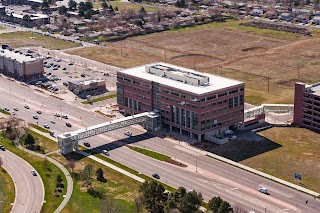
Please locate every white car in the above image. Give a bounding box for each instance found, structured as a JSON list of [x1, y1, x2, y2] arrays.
[[12, 112, 15, 115], [258, 187, 268, 194], [229, 135, 237, 140], [33, 115, 38, 119], [53, 113, 60, 117], [43, 124, 50, 129], [50, 120, 56, 124], [31, 170, 37, 176]]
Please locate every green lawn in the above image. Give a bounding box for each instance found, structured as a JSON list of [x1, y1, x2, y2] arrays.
[[0, 32, 79, 50], [0, 168, 15, 212], [20, 130, 58, 154], [0, 132, 66, 212], [0, 110, 11, 115], [49, 152, 147, 213], [128, 146, 170, 161], [82, 149, 175, 192], [94, 1, 161, 12], [81, 94, 117, 104], [241, 127, 320, 193], [30, 124, 51, 133]]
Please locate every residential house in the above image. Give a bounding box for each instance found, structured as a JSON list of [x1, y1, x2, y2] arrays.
[[312, 16, 320, 24], [251, 9, 263, 17], [280, 13, 292, 21]]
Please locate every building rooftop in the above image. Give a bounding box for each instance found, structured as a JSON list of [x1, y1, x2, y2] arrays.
[[119, 62, 243, 95], [0, 49, 38, 63], [306, 82, 320, 96]]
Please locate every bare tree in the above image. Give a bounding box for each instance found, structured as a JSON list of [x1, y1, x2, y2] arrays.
[[0, 156, 3, 167], [81, 164, 94, 188], [134, 194, 145, 213], [67, 160, 76, 173], [233, 204, 248, 213], [101, 195, 123, 213]]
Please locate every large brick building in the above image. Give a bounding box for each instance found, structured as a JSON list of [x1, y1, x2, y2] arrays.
[[117, 62, 244, 141], [293, 82, 320, 132], [0, 49, 44, 82]]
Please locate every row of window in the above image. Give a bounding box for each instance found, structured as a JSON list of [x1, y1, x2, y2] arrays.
[[117, 76, 151, 88]]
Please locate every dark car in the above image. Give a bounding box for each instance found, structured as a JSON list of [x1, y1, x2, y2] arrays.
[[66, 122, 72, 127], [36, 111, 42, 114], [81, 74, 85, 77], [152, 173, 160, 179], [31, 170, 37, 176], [84, 142, 91, 147], [0, 145, 6, 151]]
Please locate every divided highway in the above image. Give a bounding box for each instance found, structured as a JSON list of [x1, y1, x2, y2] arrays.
[[1, 76, 319, 213], [0, 150, 44, 213]]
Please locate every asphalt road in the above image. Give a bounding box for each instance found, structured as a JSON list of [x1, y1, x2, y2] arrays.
[[1, 76, 320, 212], [0, 150, 44, 213]]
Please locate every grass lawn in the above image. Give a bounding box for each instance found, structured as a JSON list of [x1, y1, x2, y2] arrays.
[[94, 1, 162, 12], [128, 146, 170, 161], [0, 133, 66, 212], [49, 152, 147, 213], [0, 110, 11, 115], [241, 127, 320, 192], [81, 93, 117, 104], [30, 124, 51, 134], [20, 130, 58, 154], [82, 149, 175, 192], [0, 32, 79, 50], [0, 168, 15, 212]]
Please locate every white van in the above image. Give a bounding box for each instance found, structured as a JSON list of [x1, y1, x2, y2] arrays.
[[102, 150, 109, 156]]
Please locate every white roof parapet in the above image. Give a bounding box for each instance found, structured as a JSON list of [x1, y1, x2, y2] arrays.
[[0, 49, 38, 63], [119, 62, 243, 95]]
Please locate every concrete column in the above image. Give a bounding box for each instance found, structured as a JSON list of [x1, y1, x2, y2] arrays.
[[198, 134, 201, 142], [179, 107, 182, 125], [179, 128, 182, 135], [170, 125, 172, 131], [190, 132, 193, 139], [190, 111, 193, 130]]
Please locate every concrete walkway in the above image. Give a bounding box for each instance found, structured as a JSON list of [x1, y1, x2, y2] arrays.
[[16, 129, 73, 213]]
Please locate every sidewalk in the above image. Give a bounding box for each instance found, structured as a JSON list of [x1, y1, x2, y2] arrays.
[[17, 128, 73, 213], [164, 137, 320, 197]]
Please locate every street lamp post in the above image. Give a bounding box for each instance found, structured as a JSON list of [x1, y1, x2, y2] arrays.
[[196, 154, 198, 173]]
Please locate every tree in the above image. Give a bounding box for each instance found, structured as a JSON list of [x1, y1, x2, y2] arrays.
[[218, 201, 233, 213], [68, 0, 77, 11], [67, 160, 75, 173], [85, 0, 93, 11], [139, 6, 146, 15], [31, 3, 39, 11], [81, 164, 94, 188], [101, 195, 122, 213], [59, 6, 68, 15], [42, 0, 49, 11], [0, 156, 3, 167], [208, 196, 223, 213], [24, 133, 35, 147], [95, 167, 104, 181], [57, 174, 63, 183], [139, 181, 168, 213], [175, 0, 186, 8], [23, 14, 30, 23], [85, 9, 92, 19], [134, 194, 144, 213], [177, 190, 203, 213]]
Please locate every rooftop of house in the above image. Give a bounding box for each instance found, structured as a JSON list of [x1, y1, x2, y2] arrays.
[[118, 62, 244, 95]]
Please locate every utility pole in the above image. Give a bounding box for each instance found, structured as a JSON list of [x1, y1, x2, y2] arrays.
[[196, 155, 198, 173], [268, 74, 270, 93], [193, 58, 196, 70], [220, 66, 223, 75], [164, 50, 167, 62], [120, 42, 123, 57], [298, 64, 300, 78]]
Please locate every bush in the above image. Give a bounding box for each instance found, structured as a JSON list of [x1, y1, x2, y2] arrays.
[[35, 145, 41, 151]]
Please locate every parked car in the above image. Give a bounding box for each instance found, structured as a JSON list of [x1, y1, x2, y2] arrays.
[[0, 145, 6, 151], [36, 111, 42, 114], [4, 107, 9, 111], [50, 120, 56, 124], [54, 113, 60, 117], [44, 124, 50, 129], [229, 135, 237, 140], [14, 107, 18, 111], [24, 105, 29, 109], [84, 142, 91, 147], [152, 173, 160, 179], [81, 74, 85, 77], [124, 131, 132, 137], [66, 122, 72, 127], [33, 115, 38, 119], [31, 170, 37, 176], [62, 115, 68, 119]]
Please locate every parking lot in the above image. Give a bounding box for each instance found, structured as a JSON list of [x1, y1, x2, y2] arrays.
[[17, 47, 117, 98]]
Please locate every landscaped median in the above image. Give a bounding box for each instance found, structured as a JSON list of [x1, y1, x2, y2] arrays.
[[128, 145, 187, 168], [30, 124, 51, 133], [0, 132, 66, 212], [81, 94, 116, 104]]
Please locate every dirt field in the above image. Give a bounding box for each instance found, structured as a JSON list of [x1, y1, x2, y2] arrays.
[[68, 20, 320, 105], [200, 127, 320, 192], [0, 32, 79, 50]]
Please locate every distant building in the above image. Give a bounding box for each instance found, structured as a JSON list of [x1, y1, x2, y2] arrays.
[[293, 82, 320, 132], [68, 78, 106, 95], [117, 62, 244, 141], [0, 49, 44, 82]]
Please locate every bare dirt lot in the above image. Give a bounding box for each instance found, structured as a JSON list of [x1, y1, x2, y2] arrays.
[[68, 20, 320, 105], [200, 127, 320, 192]]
